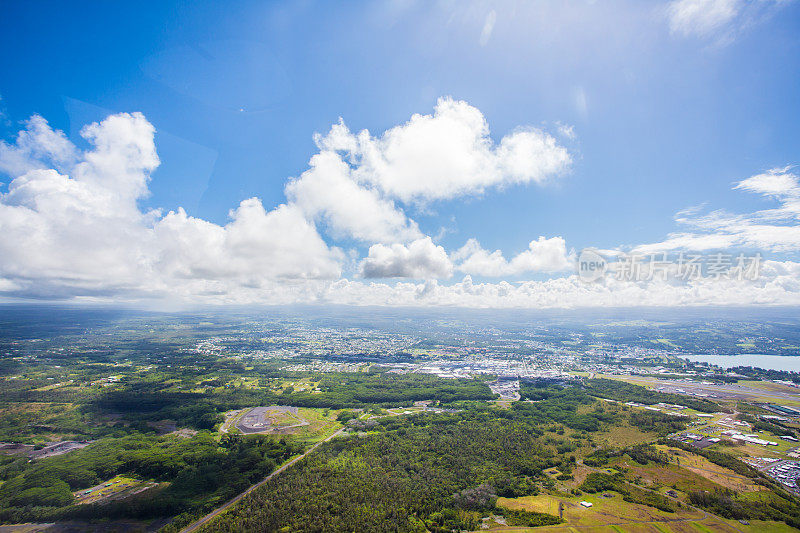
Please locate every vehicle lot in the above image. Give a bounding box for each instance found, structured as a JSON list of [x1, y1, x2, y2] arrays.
[[766, 460, 800, 493]]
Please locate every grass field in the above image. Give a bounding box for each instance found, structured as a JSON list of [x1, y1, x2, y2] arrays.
[[293, 407, 341, 444], [0, 401, 83, 442], [496, 493, 711, 530], [73, 475, 158, 505], [736, 379, 800, 395], [220, 407, 340, 443], [657, 446, 764, 492], [607, 459, 724, 495], [491, 493, 797, 533], [723, 520, 800, 533], [384, 406, 425, 416], [595, 424, 658, 446], [274, 377, 320, 393], [261, 407, 302, 427]]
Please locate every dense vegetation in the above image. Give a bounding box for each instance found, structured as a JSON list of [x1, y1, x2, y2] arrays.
[[579, 472, 676, 512], [688, 490, 800, 528], [581, 378, 726, 413], [628, 410, 689, 435], [86, 371, 495, 431], [293, 372, 497, 407], [0, 365, 496, 445], [199, 401, 610, 532], [514, 383, 620, 431], [729, 367, 800, 384], [0, 432, 302, 525]]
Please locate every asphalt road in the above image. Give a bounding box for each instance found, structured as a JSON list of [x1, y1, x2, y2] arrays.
[[180, 427, 345, 533], [181, 407, 424, 532]]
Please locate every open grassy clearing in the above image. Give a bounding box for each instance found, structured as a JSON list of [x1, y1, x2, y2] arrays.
[[723, 520, 800, 533], [496, 493, 707, 529], [259, 407, 302, 427], [595, 424, 658, 447], [72, 474, 158, 505], [492, 523, 726, 533], [491, 493, 797, 533], [606, 458, 725, 495], [488, 520, 799, 533], [293, 407, 341, 443], [384, 406, 425, 416], [657, 446, 764, 492], [32, 380, 74, 392], [750, 396, 800, 409], [274, 377, 320, 393]]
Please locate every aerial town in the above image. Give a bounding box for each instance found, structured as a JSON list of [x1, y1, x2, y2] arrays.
[[0, 309, 800, 532]]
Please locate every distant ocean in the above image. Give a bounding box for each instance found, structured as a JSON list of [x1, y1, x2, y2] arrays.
[[680, 354, 800, 372]]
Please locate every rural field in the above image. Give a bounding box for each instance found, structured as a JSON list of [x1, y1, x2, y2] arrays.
[[494, 494, 796, 533]]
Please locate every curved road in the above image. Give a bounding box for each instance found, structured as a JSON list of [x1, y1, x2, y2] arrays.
[[180, 428, 345, 533]]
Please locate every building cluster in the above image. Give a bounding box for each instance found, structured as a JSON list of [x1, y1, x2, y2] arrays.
[[765, 461, 800, 493], [377, 356, 574, 380], [283, 361, 369, 373], [721, 430, 779, 447]]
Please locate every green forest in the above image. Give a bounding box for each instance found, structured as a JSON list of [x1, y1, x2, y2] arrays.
[[0, 432, 302, 525], [200, 387, 628, 532]]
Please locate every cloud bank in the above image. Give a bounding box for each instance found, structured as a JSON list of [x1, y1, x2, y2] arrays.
[[0, 112, 343, 300], [1, 101, 800, 308], [0, 100, 570, 302]]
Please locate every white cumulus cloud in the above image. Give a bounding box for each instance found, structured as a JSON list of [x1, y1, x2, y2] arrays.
[[359, 237, 453, 279], [285, 150, 420, 244], [0, 114, 79, 177], [314, 96, 571, 204], [0, 113, 343, 299], [324, 264, 800, 308], [453, 236, 572, 276], [734, 166, 800, 198], [0, 100, 576, 301], [154, 201, 343, 283]]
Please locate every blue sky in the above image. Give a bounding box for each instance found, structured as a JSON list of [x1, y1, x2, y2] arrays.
[[1, 0, 800, 307]]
